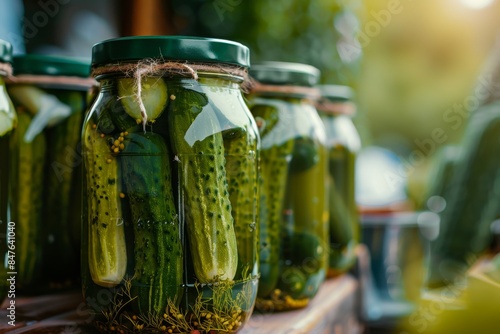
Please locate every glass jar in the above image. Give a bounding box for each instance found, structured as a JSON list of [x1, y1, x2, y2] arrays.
[[0, 39, 15, 304], [316, 85, 361, 277], [7, 55, 92, 292], [248, 62, 329, 311], [82, 36, 259, 333]]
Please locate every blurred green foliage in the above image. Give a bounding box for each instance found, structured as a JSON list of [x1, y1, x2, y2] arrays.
[[170, 1, 500, 207], [171, 0, 362, 87]]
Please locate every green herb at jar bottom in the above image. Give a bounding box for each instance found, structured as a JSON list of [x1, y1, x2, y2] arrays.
[[255, 290, 309, 312], [91, 277, 257, 334]]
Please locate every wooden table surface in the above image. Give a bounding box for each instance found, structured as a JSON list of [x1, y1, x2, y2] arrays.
[[0, 275, 360, 334], [241, 275, 360, 334]]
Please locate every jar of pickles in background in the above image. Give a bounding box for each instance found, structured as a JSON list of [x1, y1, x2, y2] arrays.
[[7, 55, 93, 292], [82, 36, 259, 333], [248, 62, 329, 311], [0, 39, 15, 304], [316, 85, 361, 277]]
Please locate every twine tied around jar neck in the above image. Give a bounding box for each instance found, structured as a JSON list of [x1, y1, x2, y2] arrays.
[[6, 73, 97, 89], [315, 99, 356, 116], [0, 62, 13, 77], [91, 59, 250, 132], [249, 80, 321, 100]]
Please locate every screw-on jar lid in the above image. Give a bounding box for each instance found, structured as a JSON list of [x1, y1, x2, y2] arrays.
[[91, 36, 250, 68], [250, 61, 320, 87], [318, 85, 354, 102], [13, 54, 91, 77], [0, 39, 13, 63]]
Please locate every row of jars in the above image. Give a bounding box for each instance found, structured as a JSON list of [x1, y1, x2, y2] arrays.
[[0, 40, 93, 302], [0, 36, 361, 333]]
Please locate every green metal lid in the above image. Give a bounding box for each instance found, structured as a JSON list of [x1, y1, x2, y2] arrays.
[[13, 54, 91, 77], [92, 36, 250, 67], [0, 39, 13, 63], [250, 61, 320, 87], [318, 85, 354, 101]]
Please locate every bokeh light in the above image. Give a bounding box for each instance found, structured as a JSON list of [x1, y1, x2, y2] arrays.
[[460, 0, 495, 10]]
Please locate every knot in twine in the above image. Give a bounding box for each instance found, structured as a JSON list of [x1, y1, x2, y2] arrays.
[[91, 59, 250, 132]]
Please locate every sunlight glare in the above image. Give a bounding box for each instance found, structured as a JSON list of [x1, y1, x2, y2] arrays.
[[459, 0, 495, 10]]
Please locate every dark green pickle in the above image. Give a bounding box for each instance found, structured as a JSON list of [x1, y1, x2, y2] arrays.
[[316, 85, 361, 277], [249, 62, 329, 312], [82, 36, 259, 334]]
